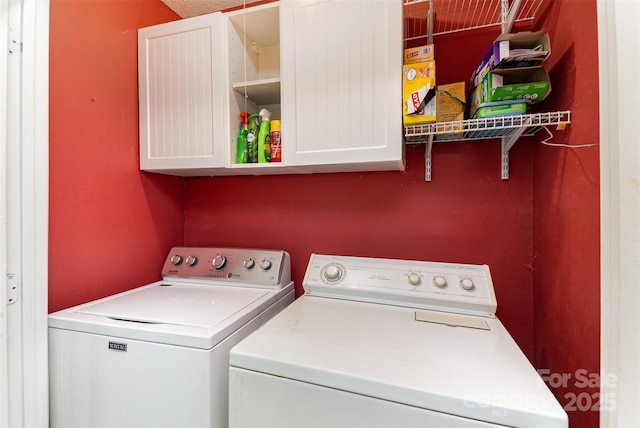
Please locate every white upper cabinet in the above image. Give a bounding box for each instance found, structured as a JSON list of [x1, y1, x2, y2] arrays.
[[138, 0, 404, 176], [280, 0, 404, 172], [138, 13, 227, 174]]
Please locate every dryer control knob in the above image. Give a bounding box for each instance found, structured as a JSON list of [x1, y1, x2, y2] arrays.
[[408, 273, 421, 286], [260, 259, 272, 271], [212, 255, 227, 270], [243, 258, 255, 269], [433, 276, 447, 288], [170, 255, 183, 266], [185, 256, 198, 266], [323, 265, 343, 282], [460, 278, 475, 291]]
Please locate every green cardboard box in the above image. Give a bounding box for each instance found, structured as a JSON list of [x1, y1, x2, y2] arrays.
[[468, 100, 529, 138], [473, 100, 528, 119], [469, 66, 551, 118]]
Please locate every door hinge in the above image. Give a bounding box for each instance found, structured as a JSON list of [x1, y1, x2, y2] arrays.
[[6, 274, 19, 305]]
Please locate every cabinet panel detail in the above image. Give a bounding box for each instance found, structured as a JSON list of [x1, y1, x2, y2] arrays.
[[281, 0, 404, 170], [147, 27, 213, 159], [139, 14, 226, 172]]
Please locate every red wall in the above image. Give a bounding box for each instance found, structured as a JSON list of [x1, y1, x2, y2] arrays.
[[49, 0, 184, 312], [48, 1, 600, 426], [533, 2, 600, 427]]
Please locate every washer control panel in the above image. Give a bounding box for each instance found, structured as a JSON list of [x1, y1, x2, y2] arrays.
[[303, 254, 497, 317], [162, 247, 291, 288]]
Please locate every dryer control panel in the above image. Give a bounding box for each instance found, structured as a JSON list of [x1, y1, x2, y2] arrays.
[[303, 254, 497, 317], [162, 247, 291, 288]]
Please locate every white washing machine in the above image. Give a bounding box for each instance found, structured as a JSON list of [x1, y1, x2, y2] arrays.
[[229, 254, 568, 427], [49, 246, 294, 428]]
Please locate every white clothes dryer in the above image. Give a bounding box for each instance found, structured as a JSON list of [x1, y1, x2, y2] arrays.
[[229, 253, 567, 428], [49, 246, 294, 428]]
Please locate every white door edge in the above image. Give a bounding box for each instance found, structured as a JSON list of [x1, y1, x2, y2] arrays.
[[1, 0, 10, 424], [1, 0, 50, 426], [598, 0, 640, 427]]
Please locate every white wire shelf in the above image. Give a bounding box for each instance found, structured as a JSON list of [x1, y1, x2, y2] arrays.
[[402, 1, 571, 181], [404, 111, 571, 142], [403, 0, 545, 41], [405, 111, 572, 181]]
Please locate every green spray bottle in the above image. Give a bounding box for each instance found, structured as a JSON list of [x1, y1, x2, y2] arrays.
[[246, 114, 260, 163], [236, 112, 250, 164], [257, 108, 272, 163]]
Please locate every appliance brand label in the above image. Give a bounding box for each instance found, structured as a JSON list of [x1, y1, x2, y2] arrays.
[[108, 341, 127, 352]]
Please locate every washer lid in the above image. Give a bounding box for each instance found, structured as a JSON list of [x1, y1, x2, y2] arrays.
[[230, 296, 568, 427], [75, 283, 269, 327]]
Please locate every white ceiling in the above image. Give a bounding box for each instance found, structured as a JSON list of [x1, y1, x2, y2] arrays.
[[161, 0, 262, 18]]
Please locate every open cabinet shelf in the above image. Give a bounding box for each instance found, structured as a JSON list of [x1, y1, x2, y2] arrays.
[[402, 0, 571, 181], [232, 78, 281, 106]]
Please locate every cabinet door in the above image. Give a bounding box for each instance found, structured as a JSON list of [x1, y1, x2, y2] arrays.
[[139, 13, 227, 174], [281, 0, 404, 172]]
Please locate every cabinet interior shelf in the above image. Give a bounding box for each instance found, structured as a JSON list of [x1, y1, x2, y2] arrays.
[[405, 110, 572, 181], [229, 161, 285, 170], [232, 77, 281, 106]]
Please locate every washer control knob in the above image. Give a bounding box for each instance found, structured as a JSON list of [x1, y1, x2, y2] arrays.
[[243, 258, 255, 269], [323, 264, 343, 282], [212, 255, 227, 270], [185, 256, 198, 266], [408, 273, 421, 286], [460, 278, 475, 291], [170, 255, 183, 266], [260, 259, 272, 271], [433, 276, 447, 288]]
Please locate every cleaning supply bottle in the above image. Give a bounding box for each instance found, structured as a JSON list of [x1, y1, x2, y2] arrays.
[[236, 112, 250, 164], [270, 120, 281, 162], [246, 114, 260, 163], [257, 108, 272, 163]]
